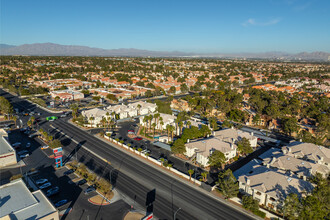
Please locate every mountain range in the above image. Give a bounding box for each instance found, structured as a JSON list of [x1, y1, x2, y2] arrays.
[[0, 43, 329, 61]]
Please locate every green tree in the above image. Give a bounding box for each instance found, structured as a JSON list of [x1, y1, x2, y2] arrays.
[[188, 169, 194, 181], [283, 193, 302, 220], [216, 169, 239, 199], [282, 117, 299, 136], [242, 195, 259, 211], [49, 139, 62, 149], [171, 138, 186, 154], [236, 137, 253, 155], [208, 150, 226, 168]]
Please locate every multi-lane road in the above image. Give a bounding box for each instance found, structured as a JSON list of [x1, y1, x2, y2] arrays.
[[1, 89, 257, 220]]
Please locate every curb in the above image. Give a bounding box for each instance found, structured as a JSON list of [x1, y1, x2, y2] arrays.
[[88, 197, 110, 206]]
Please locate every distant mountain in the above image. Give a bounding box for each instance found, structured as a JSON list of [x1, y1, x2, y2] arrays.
[[0, 43, 191, 57], [0, 43, 329, 61], [0, 44, 16, 49]]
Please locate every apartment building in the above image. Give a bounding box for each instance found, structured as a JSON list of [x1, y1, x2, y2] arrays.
[[213, 128, 258, 148], [238, 165, 314, 211], [185, 137, 237, 167]]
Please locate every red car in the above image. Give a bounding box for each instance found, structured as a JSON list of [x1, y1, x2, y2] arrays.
[[134, 137, 142, 141], [128, 130, 134, 132]]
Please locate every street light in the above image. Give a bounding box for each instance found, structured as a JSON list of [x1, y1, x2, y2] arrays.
[[173, 207, 182, 220]]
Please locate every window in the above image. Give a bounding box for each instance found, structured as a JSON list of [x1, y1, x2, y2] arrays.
[[256, 191, 261, 196], [270, 197, 276, 201], [241, 183, 245, 186]]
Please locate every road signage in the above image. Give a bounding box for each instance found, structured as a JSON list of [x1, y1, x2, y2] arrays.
[[53, 147, 63, 167], [141, 213, 153, 220]]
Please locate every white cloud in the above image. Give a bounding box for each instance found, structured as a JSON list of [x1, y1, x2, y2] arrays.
[[242, 18, 281, 27]]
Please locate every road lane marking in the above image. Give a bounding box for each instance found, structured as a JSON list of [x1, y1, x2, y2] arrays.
[[49, 125, 111, 165]]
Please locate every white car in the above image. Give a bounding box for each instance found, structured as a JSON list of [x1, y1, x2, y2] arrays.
[[36, 178, 48, 185], [20, 153, 29, 159]]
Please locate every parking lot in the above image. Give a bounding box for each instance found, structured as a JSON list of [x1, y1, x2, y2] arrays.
[[2, 128, 133, 220]]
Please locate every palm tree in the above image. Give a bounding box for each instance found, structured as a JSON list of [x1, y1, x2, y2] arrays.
[[138, 148, 143, 155], [148, 115, 153, 133], [186, 120, 191, 129], [101, 117, 107, 130], [160, 158, 165, 166], [29, 116, 35, 130], [169, 125, 175, 142], [89, 116, 95, 127], [143, 116, 148, 136], [166, 124, 171, 142], [158, 116, 163, 131], [179, 121, 183, 136], [70, 103, 79, 119], [188, 169, 194, 181], [145, 152, 150, 159], [201, 171, 209, 182], [168, 163, 173, 170], [160, 121, 164, 135], [154, 113, 160, 131], [137, 104, 142, 116], [27, 120, 32, 129], [152, 123, 156, 138], [12, 115, 17, 128]]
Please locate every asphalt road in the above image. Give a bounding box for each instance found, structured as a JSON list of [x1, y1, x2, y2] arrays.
[[1, 89, 257, 220]]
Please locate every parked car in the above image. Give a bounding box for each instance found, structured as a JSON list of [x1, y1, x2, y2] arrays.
[[54, 199, 68, 208], [19, 153, 29, 159], [84, 186, 96, 195], [28, 134, 38, 138], [76, 179, 87, 186], [18, 150, 29, 155], [134, 137, 143, 141], [63, 169, 74, 175], [36, 178, 48, 185], [41, 145, 49, 150], [60, 114, 67, 118], [39, 182, 52, 190], [26, 143, 31, 148], [46, 186, 60, 197]]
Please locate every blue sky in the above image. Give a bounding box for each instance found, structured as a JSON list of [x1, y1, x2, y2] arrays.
[[1, 0, 329, 53]]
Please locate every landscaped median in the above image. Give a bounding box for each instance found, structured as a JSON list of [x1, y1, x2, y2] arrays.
[[66, 161, 114, 204], [103, 134, 203, 186]]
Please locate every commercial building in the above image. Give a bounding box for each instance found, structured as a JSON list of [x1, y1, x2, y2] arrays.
[[0, 129, 17, 167], [50, 89, 84, 101], [0, 179, 59, 220]]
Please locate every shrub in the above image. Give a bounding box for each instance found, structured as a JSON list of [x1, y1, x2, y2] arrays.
[[252, 209, 266, 218]]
